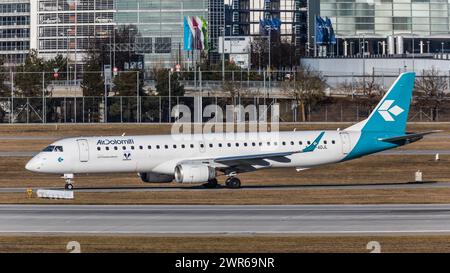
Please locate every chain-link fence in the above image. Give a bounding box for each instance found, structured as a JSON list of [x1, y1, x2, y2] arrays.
[[0, 95, 448, 124]]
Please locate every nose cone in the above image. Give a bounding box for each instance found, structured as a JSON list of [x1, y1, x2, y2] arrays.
[[25, 156, 41, 172]]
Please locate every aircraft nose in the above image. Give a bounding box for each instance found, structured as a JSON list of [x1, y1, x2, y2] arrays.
[[25, 157, 41, 172]]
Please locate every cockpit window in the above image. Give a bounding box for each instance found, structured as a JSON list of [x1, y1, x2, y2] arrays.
[[42, 145, 55, 152], [54, 146, 63, 152]]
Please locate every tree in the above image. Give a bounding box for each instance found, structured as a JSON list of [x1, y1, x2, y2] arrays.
[[155, 69, 185, 97], [282, 66, 327, 121], [415, 68, 447, 121], [81, 24, 143, 97], [0, 58, 9, 97], [14, 50, 49, 97], [81, 50, 105, 97], [46, 54, 68, 81], [113, 70, 144, 96], [251, 36, 299, 70]]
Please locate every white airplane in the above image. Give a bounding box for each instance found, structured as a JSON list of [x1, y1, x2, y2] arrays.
[[26, 72, 438, 189]]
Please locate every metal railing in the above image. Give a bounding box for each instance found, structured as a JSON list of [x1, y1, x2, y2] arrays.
[[0, 95, 447, 124]]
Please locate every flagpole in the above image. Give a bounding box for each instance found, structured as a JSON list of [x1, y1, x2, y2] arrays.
[[314, 15, 317, 57]]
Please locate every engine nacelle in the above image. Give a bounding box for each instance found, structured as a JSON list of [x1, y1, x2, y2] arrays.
[[174, 164, 216, 183], [139, 172, 174, 183]]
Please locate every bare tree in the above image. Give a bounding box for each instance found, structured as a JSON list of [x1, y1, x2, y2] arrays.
[[282, 66, 327, 122], [415, 68, 447, 121]]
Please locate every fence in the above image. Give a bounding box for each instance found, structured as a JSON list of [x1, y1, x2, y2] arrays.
[[2, 69, 450, 99], [0, 95, 447, 124]]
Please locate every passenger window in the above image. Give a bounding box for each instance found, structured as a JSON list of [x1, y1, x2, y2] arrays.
[[105, 147, 110, 151], [219, 143, 223, 148], [209, 144, 213, 148], [252, 143, 256, 146], [164, 145, 168, 149], [139, 146, 143, 150], [131, 146, 135, 150], [173, 145, 177, 149], [190, 144, 194, 148], [267, 142, 271, 146], [114, 146, 118, 150], [259, 142, 262, 146], [122, 146, 126, 150], [200, 144, 204, 148], [181, 144, 185, 148], [235, 143, 239, 147], [156, 145, 160, 149], [290, 141, 294, 145], [244, 143, 248, 147], [97, 147, 101, 151], [332, 140, 336, 144], [307, 141, 311, 145], [299, 141, 303, 145], [148, 145, 151, 149], [274, 142, 278, 146], [282, 142, 286, 146], [324, 141, 327, 145], [227, 143, 231, 147]]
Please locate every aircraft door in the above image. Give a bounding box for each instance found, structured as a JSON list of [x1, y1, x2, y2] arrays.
[[77, 139, 89, 162], [339, 132, 351, 155]]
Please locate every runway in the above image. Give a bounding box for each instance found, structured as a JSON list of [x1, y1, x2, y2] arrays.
[[0, 181, 448, 193], [1, 204, 450, 234]]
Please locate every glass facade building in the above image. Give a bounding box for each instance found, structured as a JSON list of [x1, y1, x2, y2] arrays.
[[116, 0, 208, 68], [0, 0, 30, 65], [320, 0, 450, 37], [227, 0, 309, 49], [33, 0, 115, 63], [319, 0, 450, 55]]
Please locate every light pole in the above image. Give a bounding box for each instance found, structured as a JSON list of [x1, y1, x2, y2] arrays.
[[128, 27, 136, 67], [221, 26, 225, 81], [442, 42, 445, 54]]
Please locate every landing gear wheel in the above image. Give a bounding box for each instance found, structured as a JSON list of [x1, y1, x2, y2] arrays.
[[203, 178, 218, 189], [225, 177, 241, 189], [65, 183, 74, 190]]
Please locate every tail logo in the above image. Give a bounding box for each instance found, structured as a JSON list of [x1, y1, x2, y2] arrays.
[[377, 100, 404, 122]]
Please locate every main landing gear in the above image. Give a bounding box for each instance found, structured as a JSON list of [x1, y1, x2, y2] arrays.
[[203, 178, 219, 189], [202, 176, 242, 189], [63, 173, 74, 190], [225, 177, 241, 189]]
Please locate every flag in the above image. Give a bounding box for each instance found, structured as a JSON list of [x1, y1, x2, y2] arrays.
[[183, 17, 193, 51], [200, 16, 209, 51], [326, 17, 337, 45], [183, 16, 209, 51], [315, 16, 325, 44]]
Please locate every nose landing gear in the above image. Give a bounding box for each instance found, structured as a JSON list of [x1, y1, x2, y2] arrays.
[[63, 174, 74, 190]]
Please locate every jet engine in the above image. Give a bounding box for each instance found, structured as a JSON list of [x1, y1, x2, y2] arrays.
[[174, 164, 216, 183], [139, 172, 174, 183]]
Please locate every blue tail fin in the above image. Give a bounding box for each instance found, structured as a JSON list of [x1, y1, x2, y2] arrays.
[[346, 72, 415, 133]]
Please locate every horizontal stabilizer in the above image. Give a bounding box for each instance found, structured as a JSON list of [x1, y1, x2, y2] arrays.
[[378, 130, 443, 143]]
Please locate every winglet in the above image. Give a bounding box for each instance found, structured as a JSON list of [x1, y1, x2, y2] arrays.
[[302, 132, 325, 153]]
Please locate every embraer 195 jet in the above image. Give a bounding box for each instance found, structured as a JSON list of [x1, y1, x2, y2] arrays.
[[26, 72, 438, 189]]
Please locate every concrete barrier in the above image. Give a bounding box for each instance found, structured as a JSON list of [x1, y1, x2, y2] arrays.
[[36, 189, 74, 200]]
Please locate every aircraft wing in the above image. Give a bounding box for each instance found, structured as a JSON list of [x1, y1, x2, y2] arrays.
[[179, 132, 325, 172], [214, 131, 325, 164], [378, 130, 443, 143]]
